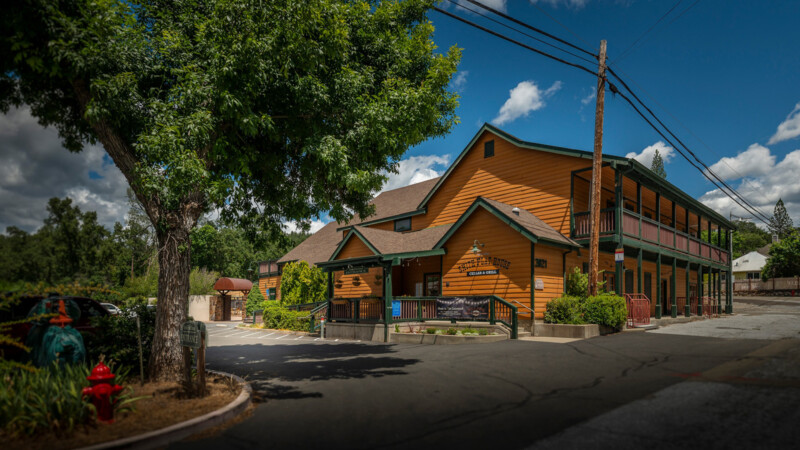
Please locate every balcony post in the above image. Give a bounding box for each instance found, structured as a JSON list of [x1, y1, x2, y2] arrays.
[[637, 248, 643, 294], [615, 170, 623, 237], [685, 260, 691, 317], [697, 265, 704, 316], [637, 182, 642, 238], [671, 257, 677, 318], [655, 255, 662, 319], [727, 229, 733, 314], [671, 202, 677, 248], [717, 268, 722, 314], [570, 173, 575, 237], [656, 193, 661, 244]]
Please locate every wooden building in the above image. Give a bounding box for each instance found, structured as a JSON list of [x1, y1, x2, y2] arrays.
[[258, 124, 733, 328]]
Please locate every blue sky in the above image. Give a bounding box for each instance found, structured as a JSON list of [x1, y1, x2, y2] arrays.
[[394, 0, 800, 227], [2, 0, 800, 233]]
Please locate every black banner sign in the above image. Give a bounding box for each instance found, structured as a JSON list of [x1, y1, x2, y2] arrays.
[[436, 297, 490, 320], [344, 266, 369, 275]]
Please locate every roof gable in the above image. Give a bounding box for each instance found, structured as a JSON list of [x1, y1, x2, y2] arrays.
[[330, 229, 379, 260]]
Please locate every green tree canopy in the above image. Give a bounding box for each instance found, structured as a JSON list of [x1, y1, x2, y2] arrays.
[[2, 0, 460, 379], [731, 219, 770, 259], [767, 199, 794, 240], [280, 261, 326, 306], [650, 149, 667, 178], [761, 231, 800, 280]]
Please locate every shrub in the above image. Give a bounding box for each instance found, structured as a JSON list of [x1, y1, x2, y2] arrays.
[[245, 287, 267, 317], [478, 328, 488, 336], [83, 303, 156, 377], [583, 293, 627, 330], [445, 328, 457, 335], [426, 328, 436, 334], [280, 261, 326, 306], [544, 295, 585, 324], [261, 303, 311, 331], [189, 267, 220, 295], [565, 267, 588, 297], [0, 361, 134, 437]]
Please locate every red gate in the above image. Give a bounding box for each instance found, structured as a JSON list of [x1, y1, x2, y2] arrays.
[[624, 293, 651, 328]]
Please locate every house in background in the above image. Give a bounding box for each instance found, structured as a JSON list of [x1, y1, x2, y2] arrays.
[[732, 251, 768, 281]]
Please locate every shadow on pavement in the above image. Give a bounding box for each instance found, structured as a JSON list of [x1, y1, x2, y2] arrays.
[[206, 342, 419, 400]]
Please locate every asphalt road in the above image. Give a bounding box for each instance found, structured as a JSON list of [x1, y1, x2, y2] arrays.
[[173, 299, 800, 450]]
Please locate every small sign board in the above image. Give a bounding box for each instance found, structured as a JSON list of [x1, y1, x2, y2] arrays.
[[392, 300, 401, 317], [467, 269, 499, 277], [344, 266, 369, 275], [535, 278, 544, 290], [180, 321, 207, 349], [615, 248, 624, 263]]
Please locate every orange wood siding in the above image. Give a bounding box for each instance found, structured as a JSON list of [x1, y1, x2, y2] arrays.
[[365, 221, 395, 232], [441, 208, 531, 310], [335, 235, 375, 260], [531, 244, 568, 319], [258, 275, 281, 300], [398, 256, 441, 297], [417, 131, 617, 236], [333, 267, 383, 298]]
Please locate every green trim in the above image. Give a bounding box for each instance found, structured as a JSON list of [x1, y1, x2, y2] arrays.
[[380, 248, 447, 260], [621, 237, 729, 271], [329, 228, 379, 261], [317, 255, 385, 271], [433, 197, 581, 250], [418, 123, 629, 210], [335, 209, 426, 232]]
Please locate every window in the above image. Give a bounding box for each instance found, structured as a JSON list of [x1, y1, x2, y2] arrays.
[[484, 140, 494, 158], [394, 217, 411, 232], [424, 273, 441, 297]]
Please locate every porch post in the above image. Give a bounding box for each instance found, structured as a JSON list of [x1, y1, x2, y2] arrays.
[[655, 255, 662, 319], [637, 248, 643, 294], [717, 268, 722, 314], [615, 170, 623, 295], [698, 265, 704, 316], [671, 257, 677, 318], [384, 263, 393, 342], [727, 229, 733, 314], [327, 271, 333, 323], [685, 260, 691, 317]]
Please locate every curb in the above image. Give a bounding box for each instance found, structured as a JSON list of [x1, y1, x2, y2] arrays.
[[80, 370, 252, 450], [235, 324, 317, 337]]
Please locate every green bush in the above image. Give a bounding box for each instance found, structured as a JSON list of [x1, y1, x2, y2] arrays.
[[261, 303, 311, 331], [565, 267, 588, 297], [426, 328, 436, 334], [544, 295, 585, 324], [279, 261, 326, 306], [83, 304, 156, 376], [245, 287, 267, 317], [445, 327, 457, 335], [0, 362, 134, 437], [583, 293, 627, 330]]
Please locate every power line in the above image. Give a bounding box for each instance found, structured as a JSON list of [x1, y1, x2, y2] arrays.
[[432, 6, 598, 77], [612, 0, 684, 65], [432, 4, 771, 225], [463, 0, 597, 58], [445, 0, 597, 66], [612, 0, 702, 65]]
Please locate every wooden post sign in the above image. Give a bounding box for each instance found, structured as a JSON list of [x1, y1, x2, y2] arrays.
[[180, 321, 207, 395]]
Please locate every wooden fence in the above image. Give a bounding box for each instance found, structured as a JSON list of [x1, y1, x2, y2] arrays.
[[732, 276, 800, 295]]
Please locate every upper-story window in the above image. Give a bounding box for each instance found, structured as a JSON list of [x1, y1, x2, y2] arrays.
[[394, 217, 412, 232], [484, 140, 494, 158]]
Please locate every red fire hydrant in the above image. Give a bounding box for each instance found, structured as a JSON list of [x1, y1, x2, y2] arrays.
[[82, 362, 124, 423]]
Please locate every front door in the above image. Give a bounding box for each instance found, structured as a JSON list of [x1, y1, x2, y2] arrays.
[[424, 273, 441, 297]]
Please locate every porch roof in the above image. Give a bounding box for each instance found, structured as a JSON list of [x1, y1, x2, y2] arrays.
[[328, 224, 452, 262]]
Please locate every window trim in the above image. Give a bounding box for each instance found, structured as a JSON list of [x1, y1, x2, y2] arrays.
[[394, 217, 412, 232], [484, 140, 495, 158], [424, 272, 442, 297]]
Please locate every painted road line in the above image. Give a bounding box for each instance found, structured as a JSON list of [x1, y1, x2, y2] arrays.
[[239, 332, 261, 338], [314, 338, 321, 341], [334, 339, 339, 342], [259, 332, 276, 339], [294, 336, 304, 340], [275, 334, 290, 340]]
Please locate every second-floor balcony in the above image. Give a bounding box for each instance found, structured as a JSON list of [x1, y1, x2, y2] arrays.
[[573, 208, 729, 265]]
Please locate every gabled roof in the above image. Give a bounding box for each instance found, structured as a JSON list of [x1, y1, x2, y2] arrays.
[[277, 221, 342, 265], [330, 224, 452, 261], [434, 197, 581, 250], [732, 251, 768, 272], [417, 122, 734, 229], [339, 177, 439, 229]]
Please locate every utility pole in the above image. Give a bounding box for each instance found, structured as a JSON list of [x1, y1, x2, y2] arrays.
[[588, 40, 607, 297]]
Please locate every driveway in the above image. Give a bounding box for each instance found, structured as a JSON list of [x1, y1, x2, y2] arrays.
[[177, 301, 800, 450]]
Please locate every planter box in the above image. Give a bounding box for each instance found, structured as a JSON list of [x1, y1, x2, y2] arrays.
[[390, 333, 507, 345], [534, 323, 600, 339]]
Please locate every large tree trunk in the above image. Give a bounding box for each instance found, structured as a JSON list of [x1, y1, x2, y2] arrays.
[[148, 224, 192, 381]]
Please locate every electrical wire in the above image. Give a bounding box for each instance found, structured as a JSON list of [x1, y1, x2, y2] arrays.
[[445, 0, 597, 65], [612, 0, 684, 65]]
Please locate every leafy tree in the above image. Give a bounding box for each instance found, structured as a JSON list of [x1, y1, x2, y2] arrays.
[[280, 261, 327, 306], [651, 149, 667, 178], [767, 199, 794, 240], [731, 219, 770, 258], [2, 0, 459, 379], [245, 286, 267, 317], [761, 231, 800, 280]]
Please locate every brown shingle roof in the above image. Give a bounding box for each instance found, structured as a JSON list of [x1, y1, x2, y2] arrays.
[[277, 178, 440, 265], [480, 197, 580, 248], [353, 224, 452, 256]]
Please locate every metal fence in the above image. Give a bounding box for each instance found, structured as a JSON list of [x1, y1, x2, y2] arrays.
[[624, 293, 650, 327]]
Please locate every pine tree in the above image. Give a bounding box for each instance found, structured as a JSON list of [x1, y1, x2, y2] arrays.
[[651, 149, 667, 178], [768, 198, 794, 239]]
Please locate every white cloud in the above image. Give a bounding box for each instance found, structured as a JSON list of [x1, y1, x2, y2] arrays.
[[700, 147, 800, 225], [767, 102, 800, 145], [704, 144, 775, 180], [530, 0, 590, 9], [492, 80, 562, 126], [381, 155, 451, 193], [581, 87, 596, 105], [625, 141, 675, 168], [452, 71, 469, 92], [282, 219, 327, 234]]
